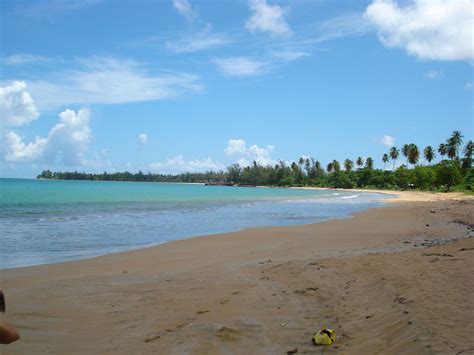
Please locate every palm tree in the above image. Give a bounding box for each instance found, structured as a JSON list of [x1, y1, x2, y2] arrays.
[[463, 140, 473, 169], [462, 140, 474, 169], [423, 146, 435, 165], [327, 162, 333, 173], [298, 157, 305, 168], [332, 160, 340, 172], [304, 158, 311, 175], [438, 143, 447, 160], [407, 144, 419, 166], [464, 140, 473, 159], [291, 161, 298, 175], [344, 159, 353, 173], [365, 157, 374, 170], [356, 157, 364, 169], [389, 146, 399, 171], [447, 130, 464, 159], [382, 154, 389, 170], [315, 160, 321, 171], [402, 144, 410, 164]]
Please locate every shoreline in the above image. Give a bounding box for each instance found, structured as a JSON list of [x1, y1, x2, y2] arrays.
[[0, 188, 392, 271], [1, 191, 473, 353], [290, 186, 470, 203]]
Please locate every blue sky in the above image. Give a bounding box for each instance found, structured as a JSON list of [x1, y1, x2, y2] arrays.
[[1, 0, 472, 178]]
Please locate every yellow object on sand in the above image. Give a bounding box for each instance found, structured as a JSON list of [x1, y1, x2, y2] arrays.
[[312, 326, 336, 345]]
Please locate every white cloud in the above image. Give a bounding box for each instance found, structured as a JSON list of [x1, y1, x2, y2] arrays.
[[271, 50, 309, 62], [225, 139, 276, 166], [172, 0, 196, 21], [425, 69, 442, 79], [4, 132, 46, 163], [4, 108, 92, 166], [0, 81, 40, 127], [225, 139, 247, 156], [138, 133, 148, 144], [24, 56, 202, 110], [150, 155, 223, 174], [380, 134, 396, 147], [245, 0, 292, 36], [166, 25, 230, 53], [213, 57, 268, 77], [364, 0, 474, 61], [312, 13, 370, 43], [2, 54, 49, 65]]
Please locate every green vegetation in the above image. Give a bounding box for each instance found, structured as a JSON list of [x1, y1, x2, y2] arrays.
[[37, 131, 473, 192]]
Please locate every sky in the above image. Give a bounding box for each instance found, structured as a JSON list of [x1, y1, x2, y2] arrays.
[[0, 0, 473, 178]]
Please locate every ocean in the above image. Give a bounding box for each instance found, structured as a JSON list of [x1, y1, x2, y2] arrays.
[[0, 178, 390, 269]]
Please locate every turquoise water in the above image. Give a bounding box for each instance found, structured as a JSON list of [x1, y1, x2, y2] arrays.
[[0, 178, 389, 269]]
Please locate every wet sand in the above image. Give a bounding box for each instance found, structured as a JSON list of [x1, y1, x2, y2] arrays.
[[1, 191, 473, 354]]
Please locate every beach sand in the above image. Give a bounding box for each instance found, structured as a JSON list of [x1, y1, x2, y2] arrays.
[[1, 191, 473, 354]]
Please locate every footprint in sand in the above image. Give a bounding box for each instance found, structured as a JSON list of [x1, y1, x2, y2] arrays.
[[216, 326, 243, 341]]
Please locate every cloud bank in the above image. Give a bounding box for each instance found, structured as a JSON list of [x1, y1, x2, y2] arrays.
[[5, 108, 92, 166], [364, 0, 474, 61], [0, 81, 40, 127], [225, 139, 276, 166], [150, 155, 223, 174]]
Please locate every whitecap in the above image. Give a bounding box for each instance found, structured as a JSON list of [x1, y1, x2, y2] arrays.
[[341, 194, 359, 199]]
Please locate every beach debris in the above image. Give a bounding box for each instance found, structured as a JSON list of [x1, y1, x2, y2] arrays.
[[286, 347, 298, 354], [394, 295, 410, 305], [459, 247, 474, 251], [144, 334, 161, 343], [312, 325, 336, 346], [122, 270, 128, 273], [197, 310, 210, 314], [0, 290, 5, 313], [430, 209, 436, 213], [294, 289, 307, 295], [423, 253, 453, 257]]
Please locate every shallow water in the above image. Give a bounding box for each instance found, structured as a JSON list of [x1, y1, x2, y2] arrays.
[[0, 179, 390, 268]]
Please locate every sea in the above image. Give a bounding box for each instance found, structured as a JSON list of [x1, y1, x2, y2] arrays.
[[0, 178, 391, 269]]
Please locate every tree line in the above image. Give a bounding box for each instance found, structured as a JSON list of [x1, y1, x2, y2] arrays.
[[38, 131, 473, 192]]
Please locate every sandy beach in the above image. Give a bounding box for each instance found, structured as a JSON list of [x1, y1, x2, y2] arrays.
[[1, 191, 473, 354]]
